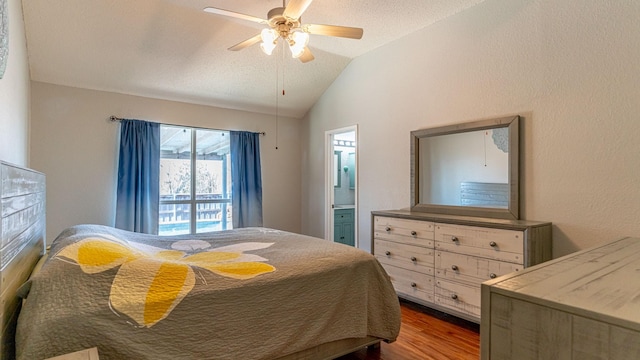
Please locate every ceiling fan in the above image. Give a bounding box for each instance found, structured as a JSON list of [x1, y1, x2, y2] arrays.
[[204, 0, 363, 63]]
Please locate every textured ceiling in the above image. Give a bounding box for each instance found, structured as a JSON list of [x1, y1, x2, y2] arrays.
[[22, 0, 486, 118]]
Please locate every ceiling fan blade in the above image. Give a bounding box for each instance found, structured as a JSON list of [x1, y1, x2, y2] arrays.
[[204, 7, 268, 24], [298, 47, 315, 63], [283, 0, 313, 20], [304, 24, 363, 39], [228, 34, 262, 51]]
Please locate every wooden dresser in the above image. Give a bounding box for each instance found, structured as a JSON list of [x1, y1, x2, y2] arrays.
[[481, 236, 640, 360], [372, 210, 552, 323]]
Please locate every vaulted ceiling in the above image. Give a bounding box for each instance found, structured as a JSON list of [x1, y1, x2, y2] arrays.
[[22, 0, 486, 118]]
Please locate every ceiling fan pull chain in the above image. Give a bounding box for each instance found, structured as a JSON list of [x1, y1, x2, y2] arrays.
[[282, 45, 286, 96], [274, 43, 280, 150]]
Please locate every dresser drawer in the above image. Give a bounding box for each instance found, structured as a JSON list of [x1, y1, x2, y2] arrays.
[[435, 250, 522, 284], [375, 239, 434, 276], [435, 278, 481, 318], [383, 264, 434, 303], [435, 223, 524, 263], [374, 216, 434, 248]]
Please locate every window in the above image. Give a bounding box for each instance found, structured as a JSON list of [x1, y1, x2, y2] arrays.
[[158, 125, 232, 235]]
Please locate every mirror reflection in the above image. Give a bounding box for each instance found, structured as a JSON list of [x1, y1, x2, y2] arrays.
[[419, 128, 509, 207]]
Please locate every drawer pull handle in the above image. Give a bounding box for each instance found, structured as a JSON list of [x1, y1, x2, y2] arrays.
[[451, 294, 458, 300], [451, 265, 459, 271], [410, 282, 417, 288], [451, 236, 459, 242], [489, 241, 497, 247], [490, 273, 497, 279], [410, 257, 417, 262], [411, 231, 417, 236], [385, 251, 391, 256], [385, 227, 391, 232]]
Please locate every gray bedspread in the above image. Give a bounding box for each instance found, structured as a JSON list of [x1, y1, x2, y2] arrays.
[[16, 225, 400, 360]]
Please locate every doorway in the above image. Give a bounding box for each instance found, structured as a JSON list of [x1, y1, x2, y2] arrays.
[[325, 126, 358, 247]]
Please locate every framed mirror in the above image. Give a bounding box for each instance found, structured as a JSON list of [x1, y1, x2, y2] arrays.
[[410, 115, 520, 220]]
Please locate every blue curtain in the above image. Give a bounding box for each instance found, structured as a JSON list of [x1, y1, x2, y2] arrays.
[[115, 119, 160, 234], [230, 131, 263, 228]]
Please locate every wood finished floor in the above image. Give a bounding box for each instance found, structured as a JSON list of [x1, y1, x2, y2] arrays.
[[337, 300, 480, 360]]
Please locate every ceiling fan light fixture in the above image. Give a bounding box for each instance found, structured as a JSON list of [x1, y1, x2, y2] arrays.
[[288, 31, 309, 58], [260, 41, 277, 55], [260, 28, 278, 55], [289, 44, 305, 58]]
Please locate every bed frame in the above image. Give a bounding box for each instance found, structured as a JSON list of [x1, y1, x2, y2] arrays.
[[277, 337, 380, 360], [0, 161, 46, 360]]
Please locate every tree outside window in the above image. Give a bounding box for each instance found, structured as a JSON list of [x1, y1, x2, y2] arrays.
[[158, 126, 231, 235]]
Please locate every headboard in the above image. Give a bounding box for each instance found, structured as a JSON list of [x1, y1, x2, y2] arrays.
[[460, 182, 509, 208], [0, 162, 45, 359]]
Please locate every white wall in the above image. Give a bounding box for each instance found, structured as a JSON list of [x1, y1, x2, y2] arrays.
[[30, 82, 301, 243], [302, 0, 640, 257], [0, 0, 30, 166]]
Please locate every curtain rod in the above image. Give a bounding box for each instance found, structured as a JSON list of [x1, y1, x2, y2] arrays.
[[109, 116, 266, 136]]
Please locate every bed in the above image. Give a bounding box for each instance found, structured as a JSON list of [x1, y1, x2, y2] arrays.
[[15, 224, 401, 359]]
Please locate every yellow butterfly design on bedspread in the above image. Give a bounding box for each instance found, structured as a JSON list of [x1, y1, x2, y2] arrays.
[[54, 238, 276, 328]]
